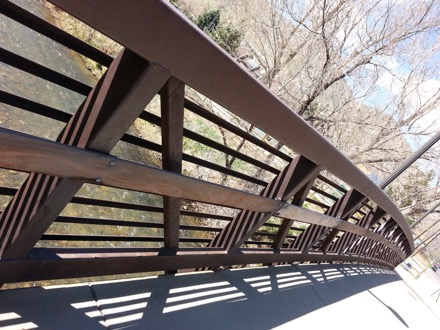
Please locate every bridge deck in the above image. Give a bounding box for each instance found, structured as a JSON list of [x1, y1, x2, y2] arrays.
[[1, 264, 439, 329]]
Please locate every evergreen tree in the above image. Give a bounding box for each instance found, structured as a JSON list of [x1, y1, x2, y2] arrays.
[[196, 10, 241, 55]]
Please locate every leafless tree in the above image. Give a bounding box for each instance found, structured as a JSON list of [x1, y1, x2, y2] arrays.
[[180, 0, 440, 219]]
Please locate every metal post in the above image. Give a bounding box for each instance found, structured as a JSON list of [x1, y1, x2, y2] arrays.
[[413, 218, 440, 241], [411, 200, 440, 229], [379, 131, 440, 189]]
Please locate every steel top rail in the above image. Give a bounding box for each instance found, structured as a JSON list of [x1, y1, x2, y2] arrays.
[[49, 0, 413, 251], [0, 0, 415, 286]]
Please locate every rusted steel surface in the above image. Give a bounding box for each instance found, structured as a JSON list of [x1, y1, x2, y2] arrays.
[[0, 129, 409, 256], [0, 128, 282, 212], [0, 0, 414, 285], [0, 251, 395, 284], [0, 49, 170, 259], [272, 164, 321, 249], [0, 47, 92, 95], [0, 1, 112, 66], [47, 0, 412, 246], [161, 78, 185, 250], [210, 156, 320, 252]]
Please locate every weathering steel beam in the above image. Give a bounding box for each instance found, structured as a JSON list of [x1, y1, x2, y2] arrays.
[[161, 77, 185, 250], [272, 165, 321, 249], [0, 128, 406, 259], [0, 47, 92, 95], [0, 49, 170, 259], [0, 251, 393, 284], [48, 0, 413, 251], [411, 199, 440, 229], [0, 1, 113, 66], [379, 131, 440, 190]]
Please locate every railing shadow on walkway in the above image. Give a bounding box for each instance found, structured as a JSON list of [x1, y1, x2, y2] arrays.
[[0, 264, 404, 330]]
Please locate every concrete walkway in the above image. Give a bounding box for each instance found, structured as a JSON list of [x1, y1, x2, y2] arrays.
[[396, 264, 440, 319], [1, 264, 439, 329]]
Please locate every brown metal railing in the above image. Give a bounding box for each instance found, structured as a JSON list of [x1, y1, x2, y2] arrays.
[[0, 0, 413, 285]]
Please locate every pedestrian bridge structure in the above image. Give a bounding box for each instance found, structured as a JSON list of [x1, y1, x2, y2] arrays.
[[0, 0, 414, 287], [4, 264, 440, 329]]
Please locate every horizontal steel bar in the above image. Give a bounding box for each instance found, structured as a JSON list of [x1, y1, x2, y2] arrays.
[[180, 211, 233, 222], [120, 133, 268, 186], [41, 234, 213, 244], [51, 220, 293, 241], [183, 153, 268, 186], [55, 216, 223, 233], [0, 186, 17, 196], [0, 128, 279, 213], [71, 196, 234, 221], [120, 133, 162, 152], [55, 216, 162, 227], [139, 111, 280, 174], [71, 196, 163, 212], [305, 198, 331, 209], [0, 47, 92, 95], [30, 247, 225, 257], [0, 128, 408, 259], [0, 90, 71, 122], [276, 204, 405, 259], [310, 186, 339, 201], [184, 129, 280, 174], [0, 1, 113, 66], [184, 99, 292, 162], [317, 175, 348, 193], [0, 251, 393, 283], [41, 234, 164, 242]]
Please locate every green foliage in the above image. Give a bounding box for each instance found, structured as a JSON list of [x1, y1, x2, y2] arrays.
[[195, 10, 241, 55], [183, 116, 226, 166], [196, 10, 221, 32], [211, 25, 242, 55], [230, 158, 246, 172]]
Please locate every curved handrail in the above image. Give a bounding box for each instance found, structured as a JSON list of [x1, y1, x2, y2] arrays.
[[49, 0, 413, 253]]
